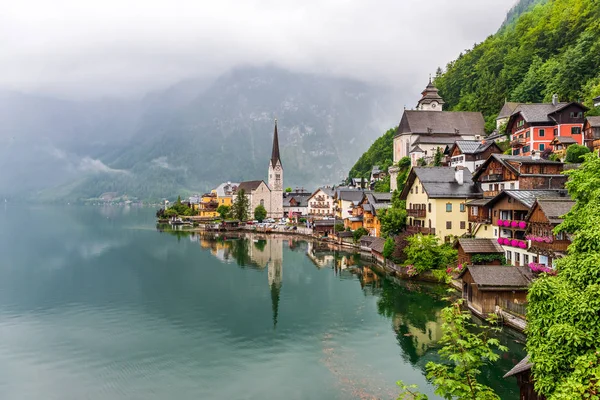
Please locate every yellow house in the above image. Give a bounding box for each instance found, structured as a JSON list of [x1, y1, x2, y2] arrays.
[[195, 182, 239, 218], [399, 166, 483, 242], [343, 192, 392, 237]]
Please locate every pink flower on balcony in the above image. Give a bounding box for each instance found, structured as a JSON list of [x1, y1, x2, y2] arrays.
[[519, 221, 527, 229], [511, 220, 519, 228], [535, 236, 544, 242], [518, 241, 527, 249], [502, 238, 511, 246], [457, 264, 463, 271], [497, 219, 504, 226], [543, 236, 553, 243], [503, 220, 511, 227], [510, 239, 518, 247], [497, 237, 504, 244]]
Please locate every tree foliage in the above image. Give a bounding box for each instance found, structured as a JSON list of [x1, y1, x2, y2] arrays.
[[353, 227, 369, 243], [348, 128, 395, 180], [231, 189, 250, 221], [373, 175, 391, 193], [253, 204, 267, 222], [379, 191, 407, 238], [565, 144, 591, 163], [217, 205, 231, 220], [527, 152, 600, 399], [404, 234, 457, 273], [383, 237, 395, 260], [397, 300, 507, 400]]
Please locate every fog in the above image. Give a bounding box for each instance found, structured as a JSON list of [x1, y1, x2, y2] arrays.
[[1, 0, 515, 100]]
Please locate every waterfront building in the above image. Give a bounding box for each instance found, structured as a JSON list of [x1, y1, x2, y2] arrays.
[[345, 192, 392, 237], [506, 95, 587, 156], [549, 136, 577, 161], [471, 154, 565, 198], [454, 238, 504, 267], [283, 190, 311, 219], [334, 188, 366, 220], [307, 187, 335, 218], [445, 140, 503, 173], [399, 166, 483, 242]]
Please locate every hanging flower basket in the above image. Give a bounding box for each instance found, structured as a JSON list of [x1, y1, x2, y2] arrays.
[[518, 221, 527, 229], [510, 239, 519, 247], [496, 219, 504, 226], [497, 237, 504, 244], [502, 238, 511, 246], [518, 241, 527, 249], [511, 220, 519, 228], [529, 262, 556, 275], [503, 220, 511, 227]]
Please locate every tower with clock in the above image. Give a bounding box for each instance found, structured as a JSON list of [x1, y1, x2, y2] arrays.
[[268, 119, 284, 218]]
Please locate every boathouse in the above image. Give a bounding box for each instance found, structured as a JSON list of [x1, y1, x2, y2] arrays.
[[504, 356, 545, 400], [454, 238, 505, 266], [458, 265, 532, 316]]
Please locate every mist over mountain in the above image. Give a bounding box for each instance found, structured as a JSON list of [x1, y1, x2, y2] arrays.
[[0, 66, 399, 201]]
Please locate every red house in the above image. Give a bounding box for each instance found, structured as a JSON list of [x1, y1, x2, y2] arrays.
[[506, 95, 588, 157]]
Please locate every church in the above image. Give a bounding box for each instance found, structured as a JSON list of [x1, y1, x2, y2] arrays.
[[235, 120, 284, 219], [389, 79, 486, 191]]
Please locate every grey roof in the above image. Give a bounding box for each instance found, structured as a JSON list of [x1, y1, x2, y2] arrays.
[[486, 189, 569, 209], [337, 189, 367, 202], [359, 236, 375, 244], [486, 131, 506, 141], [213, 182, 240, 197], [449, 140, 501, 156], [512, 102, 569, 123], [396, 110, 485, 136], [312, 187, 335, 198], [337, 231, 354, 238], [417, 81, 445, 106], [466, 198, 492, 206], [459, 265, 533, 289], [456, 238, 504, 254], [370, 237, 386, 254], [314, 219, 335, 226], [401, 167, 483, 200], [410, 145, 424, 153], [413, 135, 467, 145], [586, 116, 600, 128], [348, 216, 364, 222], [496, 102, 520, 119], [551, 136, 577, 144], [504, 356, 532, 378], [371, 166, 381, 174], [237, 180, 265, 193], [472, 154, 563, 181], [283, 193, 311, 207], [534, 198, 575, 224], [371, 192, 393, 201]]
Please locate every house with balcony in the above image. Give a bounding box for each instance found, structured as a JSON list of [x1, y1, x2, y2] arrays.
[[345, 192, 392, 237], [550, 136, 578, 160], [506, 95, 588, 156], [471, 154, 565, 198], [466, 198, 495, 238], [399, 166, 483, 241], [584, 116, 600, 153], [445, 140, 503, 173], [307, 187, 335, 219], [335, 189, 367, 221], [283, 191, 312, 219], [525, 197, 575, 268], [484, 189, 568, 267]]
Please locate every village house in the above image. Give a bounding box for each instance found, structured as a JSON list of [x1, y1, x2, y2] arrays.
[[369, 237, 386, 264], [471, 154, 565, 198], [307, 187, 335, 219], [445, 140, 503, 173], [455, 238, 505, 267], [496, 101, 520, 129], [504, 356, 545, 400], [312, 219, 335, 236], [389, 80, 485, 190], [584, 116, 600, 153], [234, 180, 272, 219], [335, 189, 366, 221], [283, 190, 311, 219], [458, 265, 533, 317], [506, 96, 588, 156], [400, 166, 483, 241], [473, 189, 568, 267], [344, 192, 392, 237], [370, 166, 385, 182], [196, 192, 220, 218], [549, 136, 577, 161], [526, 197, 575, 268]]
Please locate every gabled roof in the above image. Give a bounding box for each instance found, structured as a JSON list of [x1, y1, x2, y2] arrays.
[[413, 136, 461, 145], [458, 265, 533, 290], [448, 140, 502, 156], [371, 192, 393, 202], [309, 187, 335, 201], [417, 80, 445, 106], [485, 189, 569, 209], [359, 236, 375, 245], [496, 102, 520, 120], [237, 180, 266, 193], [550, 136, 577, 145], [399, 167, 483, 200], [337, 189, 367, 203], [396, 110, 485, 136], [371, 166, 381, 174], [213, 182, 240, 197], [471, 154, 563, 181], [410, 145, 424, 153], [370, 237, 386, 254], [508, 102, 588, 124], [455, 238, 504, 254], [527, 197, 575, 224], [586, 116, 600, 128], [504, 356, 532, 378]]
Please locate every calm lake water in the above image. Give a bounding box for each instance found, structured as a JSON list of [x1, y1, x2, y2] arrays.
[[0, 206, 525, 399]]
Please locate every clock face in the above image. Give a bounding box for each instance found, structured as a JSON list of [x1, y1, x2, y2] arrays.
[[431, 102, 437, 108], [275, 166, 281, 171]]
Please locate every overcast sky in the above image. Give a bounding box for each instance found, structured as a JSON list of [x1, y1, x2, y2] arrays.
[[1, 0, 516, 99]]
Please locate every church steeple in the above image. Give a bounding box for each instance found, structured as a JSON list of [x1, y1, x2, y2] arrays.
[[270, 280, 281, 329], [270, 119, 281, 168], [416, 78, 445, 111]]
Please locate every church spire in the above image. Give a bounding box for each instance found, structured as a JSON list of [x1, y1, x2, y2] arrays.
[[271, 119, 281, 167]]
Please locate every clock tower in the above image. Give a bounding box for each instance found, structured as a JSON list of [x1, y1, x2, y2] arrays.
[[268, 119, 284, 218], [416, 77, 445, 111]]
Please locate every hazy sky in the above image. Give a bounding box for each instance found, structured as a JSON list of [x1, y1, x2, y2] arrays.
[[1, 0, 516, 99]]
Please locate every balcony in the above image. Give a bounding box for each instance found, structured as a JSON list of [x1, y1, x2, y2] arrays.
[[511, 138, 526, 147], [407, 208, 426, 217], [481, 173, 503, 182], [530, 240, 570, 253], [468, 214, 491, 224], [496, 219, 527, 230], [406, 226, 435, 235], [310, 203, 330, 209]]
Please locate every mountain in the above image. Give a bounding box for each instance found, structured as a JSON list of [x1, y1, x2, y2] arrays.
[[435, 0, 600, 131], [347, 128, 395, 180], [501, 0, 547, 28], [0, 67, 399, 201]]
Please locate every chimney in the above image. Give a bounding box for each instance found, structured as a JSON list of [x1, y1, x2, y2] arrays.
[[552, 94, 558, 106], [531, 150, 541, 161], [455, 166, 464, 185]]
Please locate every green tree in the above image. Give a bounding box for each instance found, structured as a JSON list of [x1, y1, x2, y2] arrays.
[[396, 157, 412, 193], [231, 189, 250, 221], [285, 187, 292, 193], [379, 207, 407, 238], [404, 234, 457, 273], [565, 144, 591, 163], [383, 237, 395, 260], [433, 148, 443, 167], [216, 205, 230, 219], [527, 152, 600, 398], [163, 208, 177, 218], [352, 227, 369, 243], [254, 204, 267, 222], [397, 300, 506, 400], [373, 175, 391, 193], [334, 223, 345, 233]]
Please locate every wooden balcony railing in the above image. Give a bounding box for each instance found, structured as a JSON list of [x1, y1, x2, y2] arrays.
[[511, 138, 526, 147], [530, 240, 571, 253], [406, 226, 435, 235], [468, 214, 491, 223], [481, 174, 503, 182], [407, 208, 426, 217]]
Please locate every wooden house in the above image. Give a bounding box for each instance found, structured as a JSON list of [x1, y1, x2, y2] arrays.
[[313, 219, 335, 236], [526, 197, 575, 267], [471, 154, 565, 198], [454, 238, 504, 266], [504, 356, 545, 400], [445, 140, 503, 173], [458, 265, 533, 316], [369, 237, 386, 264], [584, 116, 600, 153], [346, 192, 392, 237], [359, 236, 375, 252], [549, 136, 577, 160]]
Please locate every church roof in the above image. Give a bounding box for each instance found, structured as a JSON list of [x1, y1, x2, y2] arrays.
[[396, 110, 485, 136], [417, 80, 445, 106], [237, 180, 266, 193], [270, 119, 282, 168]]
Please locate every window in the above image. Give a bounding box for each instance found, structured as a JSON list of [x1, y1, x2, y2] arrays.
[[513, 148, 520, 155], [472, 206, 479, 216], [524, 254, 529, 265], [515, 252, 520, 264], [506, 251, 512, 261], [500, 184, 505, 190], [275, 174, 280, 180], [526, 131, 530, 138], [428, 203, 432, 213], [572, 126, 581, 134], [494, 229, 498, 236], [539, 129, 545, 137], [556, 231, 564, 240], [446, 221, 452, 229], [510, 182, 515, 189], [570, 112, 575, 118], [554, 128, 558, 136], [415, 186, 419, 194], [460, 203, 465, 212], [410, 188, 413, 194], [578, 112, 583, 118], [539, 143, 545, 151], [446, 203, 452, 212], [484, 225, 488, 231], [523, 145, 530, 153], [489, 184, 493, 191], [260, 199, 265, 206], [460, 221, 466, 230]]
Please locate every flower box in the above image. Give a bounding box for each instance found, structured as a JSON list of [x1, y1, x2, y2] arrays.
[[511, 220, 519, 228], [518, 241, 527, 249], [510, 239, 518, 247], [503, 220, 511, 227], [502, 238, 511, 246], [496, 219, 504, 226], [497, 237, 504, 244], [518, 221, 527, 229]]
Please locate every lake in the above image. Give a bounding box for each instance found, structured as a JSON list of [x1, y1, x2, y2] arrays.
[[0, 205, 525, 399]]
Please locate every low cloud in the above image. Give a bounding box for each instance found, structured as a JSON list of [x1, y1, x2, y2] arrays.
[[78, 157, 129, 174], [151, 156, 186, 172]]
